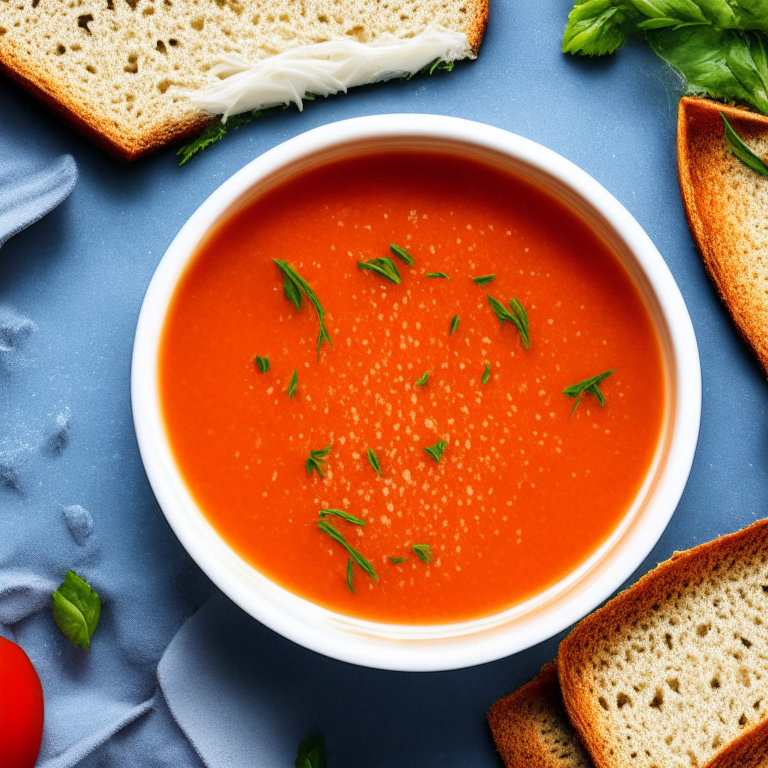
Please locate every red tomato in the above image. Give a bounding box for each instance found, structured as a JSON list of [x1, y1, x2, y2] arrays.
[[0, 637, 44, 768]]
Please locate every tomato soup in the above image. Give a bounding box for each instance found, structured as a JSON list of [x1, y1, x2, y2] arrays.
[[159, 152, 665, 624]]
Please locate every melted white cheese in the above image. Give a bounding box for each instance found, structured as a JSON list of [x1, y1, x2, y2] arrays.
[[188, 26, 473, 120]]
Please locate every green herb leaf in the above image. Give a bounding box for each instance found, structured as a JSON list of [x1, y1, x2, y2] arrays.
[[346, 559, 354, 593], [425, 272, 450, 279], [487, 294, 530, 349], [721, 111, 768, 174], [428, 57, 455, 74], [295, 733, 327, 768], [424, 440, 447, 463], [286, 368, 298, 399], [273, 260, 332, 358], [450, 315, 460, 336], [254, 355, 270, 373], [177, 110, 263, 166], [563, 369, 614, 415], [318, 520, 378, 581], [412, 544, 433, 564], [357, 257, 401, 284], [389, 243, 414, 267], [562, 1, 641, 57], [415, 371, 430, 387], [390, 556, 408, 564], [481, 362, 491, 384], [52, 570, 101, 650], [306, 444, 332, 478], [367, 448, 382, 476], [319, 508, 366, 525], [472, 274, 496, 285]]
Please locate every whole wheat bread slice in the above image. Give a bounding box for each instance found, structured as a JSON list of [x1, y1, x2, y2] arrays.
[[678, 96, 768, 377], [488, 661, 594, 768], [558, 518, 768, 768], [0, 0, 487, 161]]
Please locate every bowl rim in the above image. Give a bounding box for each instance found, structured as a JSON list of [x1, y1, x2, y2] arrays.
[[131, 114, 701, 671]]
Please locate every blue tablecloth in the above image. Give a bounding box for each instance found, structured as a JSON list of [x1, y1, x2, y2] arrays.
[[3, 2, 768, 766]]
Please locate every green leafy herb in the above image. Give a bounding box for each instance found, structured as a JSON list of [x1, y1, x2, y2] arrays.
[[367, 448, 382, 476], [273, 260, 332, 358], [487, 295, 530, 349], [306, 444, 332, 478], [412, 544, 433, 564], [295, 733, 327, 768], [318, 520, 378, 581], [450, 315, 460, 336], [286, 368, 298, 399], [177, 109, 264, 166], [415, 371, 430, 387], [472, 274, 496, 285], [563, 369, 614, 415], [52, 570, 101, 650], [426, 272, 450, 279], [428, 57, 455, 74], [254, 355, 270, 374], [390, 243, 414, 267], [357, 257, 401, 284], [390, 556, 407, 564], [481, 362, 491, 384], [346, 559, 354, 593], [319, 508, 366, 525], [424, 440, 447, 463], [721, 111, 768, 175]]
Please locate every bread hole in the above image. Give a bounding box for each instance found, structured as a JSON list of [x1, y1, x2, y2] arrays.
[[86, 64, 96, 73], [317, 13, 328, 22], [345, 25, 367, 42], [733, 651, 743, 661], [157, 78, 173, 93], [124, 53, 139, 73], [143, 5, 154, 13], [649, 689, 663, 709], [598, 696, 609, 710], [56, 44, 66, 55], [664, 633, 673, 649], [168, 38, 178, 46], [32, 0, 39, 6], [666, 677, 680, 693], [279, 12, 289, 21], [687, 751, 699, 767], [251, 13, 260, 23], [754, 699, 763, 709], [77, 13, 93, 33], [125, 0, 138, 9], [712, 735, 722, 749], [106, 0, 115, 8], [739, 713, 748, 727], [164, 0, 172, 5], [190, 17, 203, 30], [616, 692, 632, 709], [0, 27, 6, 34], [711, 676, 721, 689], [696, 623, 710, 637], [71, 43, 81, 51], [156, 40, 167, 53], [739, 667, 751, 686], [741, 636, 753, 647]]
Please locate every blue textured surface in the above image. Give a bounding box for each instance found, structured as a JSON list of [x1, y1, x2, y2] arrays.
[[2, 1, 768, 765]]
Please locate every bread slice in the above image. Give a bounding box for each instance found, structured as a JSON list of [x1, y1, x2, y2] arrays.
[[488, 661, 594, 768], [678, 96, 768, 376], [558, 518, 768, 768], [0, 0, 487, 162]]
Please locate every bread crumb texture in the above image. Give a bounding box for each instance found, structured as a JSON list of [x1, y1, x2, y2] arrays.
[[558, 519, 768, 768], [678, 97, 768, 377], [0, 0, 487, 160], [488, 662, 593, 768]]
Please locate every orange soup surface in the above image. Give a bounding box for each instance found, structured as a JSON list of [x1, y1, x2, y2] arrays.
[[159, 152, 665, 624]]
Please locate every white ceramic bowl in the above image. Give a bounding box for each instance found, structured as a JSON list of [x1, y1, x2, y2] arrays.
[[131, 115, 701, 671]]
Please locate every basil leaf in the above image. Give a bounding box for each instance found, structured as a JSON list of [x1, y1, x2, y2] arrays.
[[424, 440, 447, 463], [357, 257, 401, 284], [286, 369, 298, 399], [306, 444, 332, 477], [318, 520, 378, 581], [296, 734, 327, 768], [254, 356, 270, 373], [390, 556, 408, 564], [472, 274, 496, 285], [562, 0, 641, 56], [52, 570, 101, 650], [366, 448, 382, 476], [425, 272, 450, 279], [563, 369, 614, 414], [412, 544, 433, 564], [449, 315, 460, 336], [415, 371, 430, 387], [481, 362, 491, 384], [389, 244, 414, 267], [319, 508, 366, 525], [721, 111, 768, 174]]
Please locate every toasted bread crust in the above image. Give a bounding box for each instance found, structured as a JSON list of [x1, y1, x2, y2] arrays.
[[0, 0, 488, 162], [558, 518, 768, 768], [488, 662, 594, 768], [677, 97, 768, 376]]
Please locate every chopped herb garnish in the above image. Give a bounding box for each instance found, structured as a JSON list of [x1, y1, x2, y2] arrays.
[[389, 243, 414, 267], [450, 314, 460, 336], [424, 440, 447, 463], [286, 368, 298, 399], [563, 369, 614, 415], [721, 113, 768, 177], [319, 508, 366, 525], [472, 274, 496, 285], [481, 362, 491, 384], [295, 733, 327, 768], [367, 448, 382, 476], [390, 556, 407, 564], [273, 260, 332, 359], [487, 294, 530, 349], [415, 371, 430, 387], [52, 570, 101, 650], [426, 272, 450, 279], [306, 444, 332, 478], [412, 544, 433, 564], [357, 256, 401, 284], [318, 520, 378, 581], [346, 559, 354, 593], [254, 355, 270, 373]]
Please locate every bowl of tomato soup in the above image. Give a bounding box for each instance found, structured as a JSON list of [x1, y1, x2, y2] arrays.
[[132, 115, 700, 671]]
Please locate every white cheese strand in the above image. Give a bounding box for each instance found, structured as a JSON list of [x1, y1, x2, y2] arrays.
[[188, 26, 473, 121]]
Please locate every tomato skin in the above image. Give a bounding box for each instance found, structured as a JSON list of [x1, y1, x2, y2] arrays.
[[0, 637, 44, 768]]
